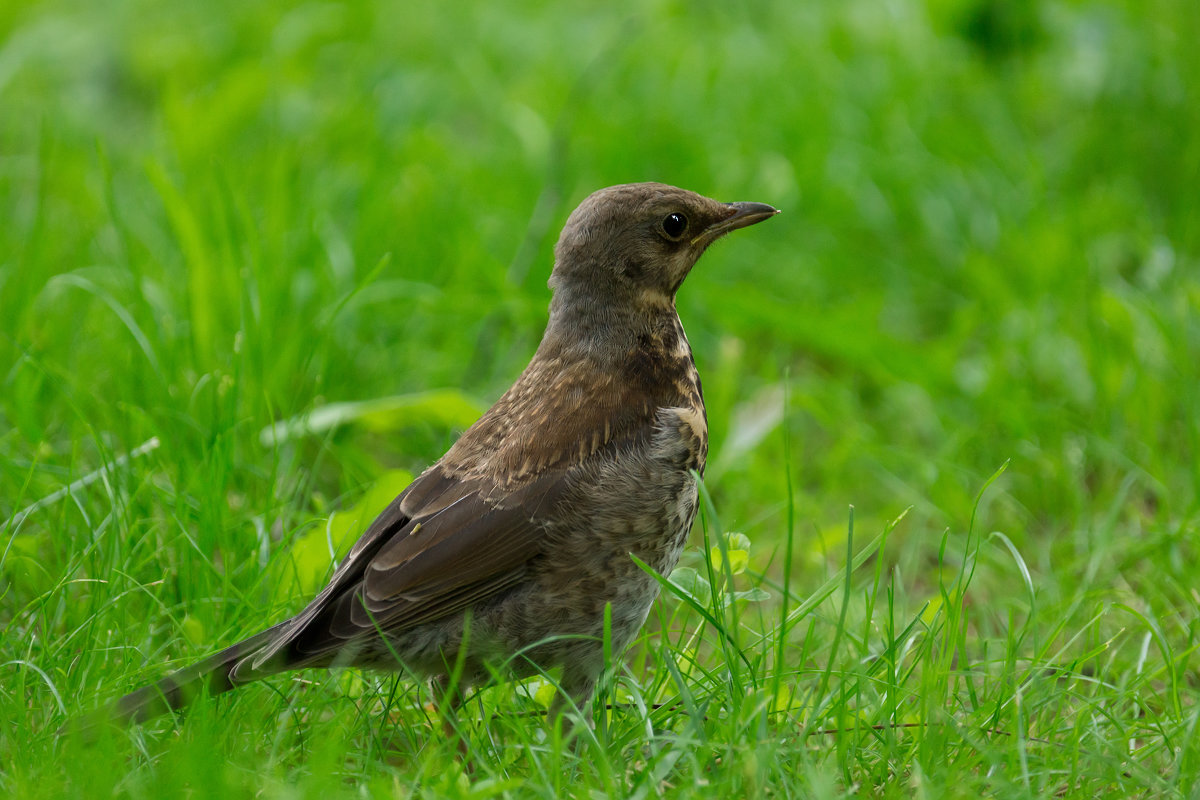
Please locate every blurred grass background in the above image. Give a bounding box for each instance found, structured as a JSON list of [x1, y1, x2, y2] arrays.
[[2, 0, 1199, 796]]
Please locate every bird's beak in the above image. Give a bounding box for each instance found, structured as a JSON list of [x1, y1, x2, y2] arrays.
[[693, 202, 780, 245]]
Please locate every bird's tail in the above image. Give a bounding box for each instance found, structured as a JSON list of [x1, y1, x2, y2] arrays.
[[107, 622, 290, 725]]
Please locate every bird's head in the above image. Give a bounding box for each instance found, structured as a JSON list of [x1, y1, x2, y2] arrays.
[[548, 183, 778, 313]]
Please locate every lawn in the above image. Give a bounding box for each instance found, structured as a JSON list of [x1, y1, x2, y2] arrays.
[[2, 0, 1198, 796]]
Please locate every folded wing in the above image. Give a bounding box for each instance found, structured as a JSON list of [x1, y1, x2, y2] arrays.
[[240, 464, 567, 676]]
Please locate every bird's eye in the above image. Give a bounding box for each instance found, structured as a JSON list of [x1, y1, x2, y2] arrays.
[[661, 212, 688, 239]]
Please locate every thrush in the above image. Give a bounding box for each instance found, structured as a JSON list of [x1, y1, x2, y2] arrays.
[[106, 182, 778, 726]]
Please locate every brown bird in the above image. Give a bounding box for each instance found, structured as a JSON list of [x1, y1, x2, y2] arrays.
[[107, 182, 778, 727]]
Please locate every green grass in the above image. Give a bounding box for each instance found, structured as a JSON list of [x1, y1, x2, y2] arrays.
[[3, 0, 1199, 796]]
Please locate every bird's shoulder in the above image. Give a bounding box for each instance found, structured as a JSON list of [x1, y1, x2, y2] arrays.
[[441, 313, 705, 488]]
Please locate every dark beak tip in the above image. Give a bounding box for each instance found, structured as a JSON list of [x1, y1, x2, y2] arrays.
[[730, 201, 780, 217], [696, 200, 780, 242], [722, 201, 781, 230]]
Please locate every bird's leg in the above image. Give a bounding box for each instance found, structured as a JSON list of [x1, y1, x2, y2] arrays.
[[551, 664, 597, 738], [432, 674, 471, 758]]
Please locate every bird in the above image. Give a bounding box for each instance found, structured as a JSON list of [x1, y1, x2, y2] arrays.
[[103, 182, 778, 728]]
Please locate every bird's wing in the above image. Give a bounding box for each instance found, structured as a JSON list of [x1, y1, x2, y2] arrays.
[[244, 462, 568, 672]]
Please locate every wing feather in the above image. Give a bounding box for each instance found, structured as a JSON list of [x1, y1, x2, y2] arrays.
[[256, 462, 568, 669]]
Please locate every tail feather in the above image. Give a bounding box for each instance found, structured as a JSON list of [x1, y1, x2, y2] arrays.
[[110, 622, 290, 725]]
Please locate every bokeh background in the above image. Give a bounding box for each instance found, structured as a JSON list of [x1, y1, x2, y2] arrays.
[[2, 0, 1198, 795]]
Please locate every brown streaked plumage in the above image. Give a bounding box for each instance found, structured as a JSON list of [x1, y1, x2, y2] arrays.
[[105, 182, 778, 726]]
